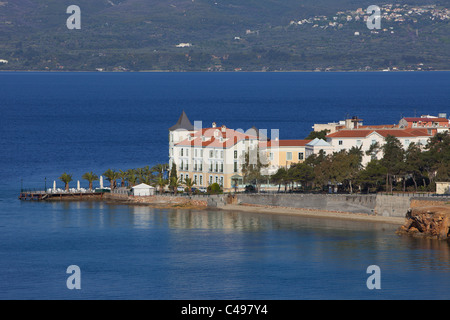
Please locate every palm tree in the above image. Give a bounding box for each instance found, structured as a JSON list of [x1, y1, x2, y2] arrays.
[[151, 163, 169, 179], [169, 176, 181, 194], [184, 177, 194, 195], [126, 169, 137, 187], [156, 176, 168, 195], [81, 171, 98, 191], [59, 172, 73, 192], [103, 169, 119, 190], [135, 167, 145, 184], [117, 169, 127, 188]]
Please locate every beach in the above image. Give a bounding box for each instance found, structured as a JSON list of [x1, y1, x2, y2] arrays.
[[218, 204, 406, 225]]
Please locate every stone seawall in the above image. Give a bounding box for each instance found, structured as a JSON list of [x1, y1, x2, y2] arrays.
[[236, 194, 449, 218], [236, 194, 376, 214], [105, 193, 209, 208]]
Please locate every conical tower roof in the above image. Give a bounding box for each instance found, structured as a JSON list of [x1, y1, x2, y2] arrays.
[[169, 111, 194, 131]]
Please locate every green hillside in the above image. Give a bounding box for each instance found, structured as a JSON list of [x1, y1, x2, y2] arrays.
[[0, 0, 449, 71]]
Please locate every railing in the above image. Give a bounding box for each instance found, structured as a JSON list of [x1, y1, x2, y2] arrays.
[[377, 192, 450, 198]]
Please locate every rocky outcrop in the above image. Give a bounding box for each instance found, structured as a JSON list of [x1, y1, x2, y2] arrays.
[[397, 206, 450, 240]]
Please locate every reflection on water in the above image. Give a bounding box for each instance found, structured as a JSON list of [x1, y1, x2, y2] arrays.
[[2, 200, 449, 299]]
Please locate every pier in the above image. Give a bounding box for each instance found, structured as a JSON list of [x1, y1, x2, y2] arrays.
[[18, 190, 106, 201]]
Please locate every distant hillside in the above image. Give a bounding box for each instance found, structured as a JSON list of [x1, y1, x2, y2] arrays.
[[0, 0, 449, 71]]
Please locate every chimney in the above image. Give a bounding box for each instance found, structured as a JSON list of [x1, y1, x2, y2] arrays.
[[212, 122, 217, 128], [221, 125, 226, 132]]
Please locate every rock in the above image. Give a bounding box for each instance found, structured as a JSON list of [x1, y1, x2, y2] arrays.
[[397, 206, 450, 240]]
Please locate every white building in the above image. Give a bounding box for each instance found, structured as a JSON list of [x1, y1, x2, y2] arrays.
[[169, 112, 262, 191], [326, 128, 433, 165], [131, 183, 155, 196]]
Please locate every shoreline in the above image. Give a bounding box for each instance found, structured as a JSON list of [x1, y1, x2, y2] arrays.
[[219, 204, 406, 225], [101, 195, 406, 225]]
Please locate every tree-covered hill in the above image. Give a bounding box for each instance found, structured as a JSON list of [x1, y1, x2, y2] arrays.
[[0, 0, 449, 71]]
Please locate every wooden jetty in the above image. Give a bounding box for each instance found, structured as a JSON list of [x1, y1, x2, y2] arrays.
[[18, 191, 105, 201]]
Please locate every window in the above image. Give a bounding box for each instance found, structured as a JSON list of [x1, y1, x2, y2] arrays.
[[209, 150, 214, 158], [200, 149, 204, 157], [339, 140, 343, 146], [219, 176, 223, 186], [234, 161, 238, 173], [220, 151, 224, 159], [356, 140, 362, 146], [405, 139, 410, 146], [286, 152, 292, 161], [209, 162, 213, 172], [195, 149, 197, 157], [215, 176, 218, 184], [199, 175, 203, 186], [215, 162, 219, 172], [270, 153, 274, 161], [298, 152, 304, 160], [199, 163, 203, 171], [209, 175, 213, 185], [194, 175, 197, 184], [186, 148, 189, 157], [371, 140, 376, 145], [234, 150, 238, 159], [220, 163, 224, 173], [180, 148, 184, 156]]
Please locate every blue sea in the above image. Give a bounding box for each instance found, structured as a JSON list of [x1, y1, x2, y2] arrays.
[[0, 72, 449, 300]]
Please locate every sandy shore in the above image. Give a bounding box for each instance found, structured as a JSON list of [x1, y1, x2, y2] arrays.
[[220, 204, 406, 225]]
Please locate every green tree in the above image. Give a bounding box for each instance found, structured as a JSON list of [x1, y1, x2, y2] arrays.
[[289, 162, 315, 191], [423, 132, 450, 183], [126, 169, 137, 187], [117, 169, 127, 188], [404, 142, 424, 191], [381, 135, 405, 192], [170, 162, 178, 181], [305, 129, 330, 140], [356, 160, 387, 193], [156, 176, 168, 195], [59, 172, 73, 192], [183, 177, 194, 195], [241, 146, 269, 193], [152, 163, 169, 179], [81, 171, 98, 191], [207, 182, 222, 194], [270, 167, 288, 192], [103, 169, 119, 190], [169, 176, 181, 194]]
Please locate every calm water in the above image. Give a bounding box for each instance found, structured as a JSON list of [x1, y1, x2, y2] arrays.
[[0, 72, 449, 299]]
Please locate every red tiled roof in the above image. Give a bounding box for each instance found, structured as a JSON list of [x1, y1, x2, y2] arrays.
[[403, 117, 448, 123], [327, 128, 432, 138], [176, 127, 259, 148]]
